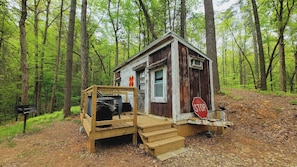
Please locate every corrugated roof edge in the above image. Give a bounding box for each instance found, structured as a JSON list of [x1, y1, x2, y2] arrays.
[[113, 31, 212, 72]]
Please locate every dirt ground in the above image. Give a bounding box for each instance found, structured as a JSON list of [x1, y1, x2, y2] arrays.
[[0, 89, 296, 167]]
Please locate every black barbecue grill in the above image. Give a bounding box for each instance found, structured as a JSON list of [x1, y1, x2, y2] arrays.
[[15, 105, 37, 133]]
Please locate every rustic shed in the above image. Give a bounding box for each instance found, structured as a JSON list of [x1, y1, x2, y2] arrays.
[[80, 32, 231, 156], [113, 31, 215, 124]]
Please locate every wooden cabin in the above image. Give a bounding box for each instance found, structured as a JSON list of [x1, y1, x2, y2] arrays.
[[80, 32, 231, 158], [113, 31, 216, 127]]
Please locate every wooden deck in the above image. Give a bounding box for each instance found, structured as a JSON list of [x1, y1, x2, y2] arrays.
[[81, 107, 186, 158], [80, 85, 208, 159], [80, 85, 138, 153]]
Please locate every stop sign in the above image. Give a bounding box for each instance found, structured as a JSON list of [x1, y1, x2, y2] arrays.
[[192, 97, 208, 119]]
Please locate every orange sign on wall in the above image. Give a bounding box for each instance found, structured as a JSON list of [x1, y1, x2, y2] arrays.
[[129, 76, 134, 87]]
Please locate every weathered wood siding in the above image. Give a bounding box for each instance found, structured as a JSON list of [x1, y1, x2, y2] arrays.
[[149, 44, 172, 118], [179, 43, 190, 113], [188, 48, 212, 111]]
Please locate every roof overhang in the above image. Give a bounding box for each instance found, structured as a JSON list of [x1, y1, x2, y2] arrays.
[[113, 31, 212, 72]]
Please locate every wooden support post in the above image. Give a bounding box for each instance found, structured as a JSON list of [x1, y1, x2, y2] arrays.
[[216, 111, 224, 135], [132, 87, 138, 145], [89, 86, 97, 153], [89, 138, 95, 153]]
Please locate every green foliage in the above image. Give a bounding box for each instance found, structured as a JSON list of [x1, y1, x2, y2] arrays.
[[258, 90, 289, 97], [0, 0, 296, 120], [0, 123, 24, 141], [71, 96, 81, 106], [29, 111, 64, 124], [289, 99, 297, 105], [217, 89, 230, 96], [6, 140, 16, 148], [0, 106, 80, 142], [70, 106, 81, 115]]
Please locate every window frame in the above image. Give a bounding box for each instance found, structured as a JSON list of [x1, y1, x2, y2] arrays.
[[151, 66, 167, 103], [188, 55, 204, 70]]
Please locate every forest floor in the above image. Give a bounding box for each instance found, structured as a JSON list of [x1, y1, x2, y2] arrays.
[[0, 88, 296, 167]]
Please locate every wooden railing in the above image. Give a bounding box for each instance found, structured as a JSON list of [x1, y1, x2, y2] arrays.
[[80, 85, 138, 153]]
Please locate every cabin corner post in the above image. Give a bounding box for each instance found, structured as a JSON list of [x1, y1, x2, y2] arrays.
[[209, 60, 215, 113], [132, 87, 138, 145], [171, 39, 180, 123]]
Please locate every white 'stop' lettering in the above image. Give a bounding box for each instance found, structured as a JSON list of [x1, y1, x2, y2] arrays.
[[193, 103, 207, 112]]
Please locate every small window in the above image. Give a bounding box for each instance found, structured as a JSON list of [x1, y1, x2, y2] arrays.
[[192, 59, 201, 67], [188, 56, 204, 70], [151, 66, 167, 102]]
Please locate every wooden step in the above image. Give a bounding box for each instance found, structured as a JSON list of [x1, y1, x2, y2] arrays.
[[141, 128, 178, 143], [146, 136, 185, 156], [138, 122, 172, 133]]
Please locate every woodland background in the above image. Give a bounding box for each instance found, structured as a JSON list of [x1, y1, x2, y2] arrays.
[[0, 0, 296, 124]]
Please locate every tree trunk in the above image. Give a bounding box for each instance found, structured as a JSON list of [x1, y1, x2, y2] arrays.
[[248, 0, 259, 87], [138, 7, 142, 51], [239, 50, 243, 85], [138, 0, 158, 40], [295, 48, 297, 92], [167, 0, 171, 30], [275, 0, 294, 92], [50, 0, 64, 113], [180, 0, 186, 38], [231, 30, 257, 89], [108, 0, 120, 66], [63, 0, 76, 117], [278, 0, 286, 92], [33, 0, 40, 113], [81, 0, 88, 91], [289, 72, 295, 92], [222, 47, 226, 85], [19, 0, 29, 105], [40, 0, 51, 113], [172, 0, 177, 32], [251, 0, 267, 90], [279, 29, 286, 92], [163, 0, 167, 33], [204, 0, 220, 93]]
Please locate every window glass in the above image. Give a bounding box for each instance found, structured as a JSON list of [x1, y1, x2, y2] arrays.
[[154, 70, 163, 97], [139, 71, 145, 90], [151, 66, 167, 103]]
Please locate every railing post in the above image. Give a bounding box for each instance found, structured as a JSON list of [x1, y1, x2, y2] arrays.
[[89, 85, 97, 153], [132, 87, 138, 145]]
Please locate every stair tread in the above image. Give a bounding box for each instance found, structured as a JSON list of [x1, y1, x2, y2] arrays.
[[138, 121, 172, 129], [142, 128, 177, 138], [146, 136, 185, 149]]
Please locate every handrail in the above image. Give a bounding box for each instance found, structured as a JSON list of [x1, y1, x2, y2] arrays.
[[80, 85, 138, 153]]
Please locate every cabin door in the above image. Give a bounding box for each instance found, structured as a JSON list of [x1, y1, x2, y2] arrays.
[[136, 70, 145, 112]]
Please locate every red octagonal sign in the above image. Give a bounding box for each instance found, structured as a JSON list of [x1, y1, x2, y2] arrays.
[[192, 97, 208, 119]]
